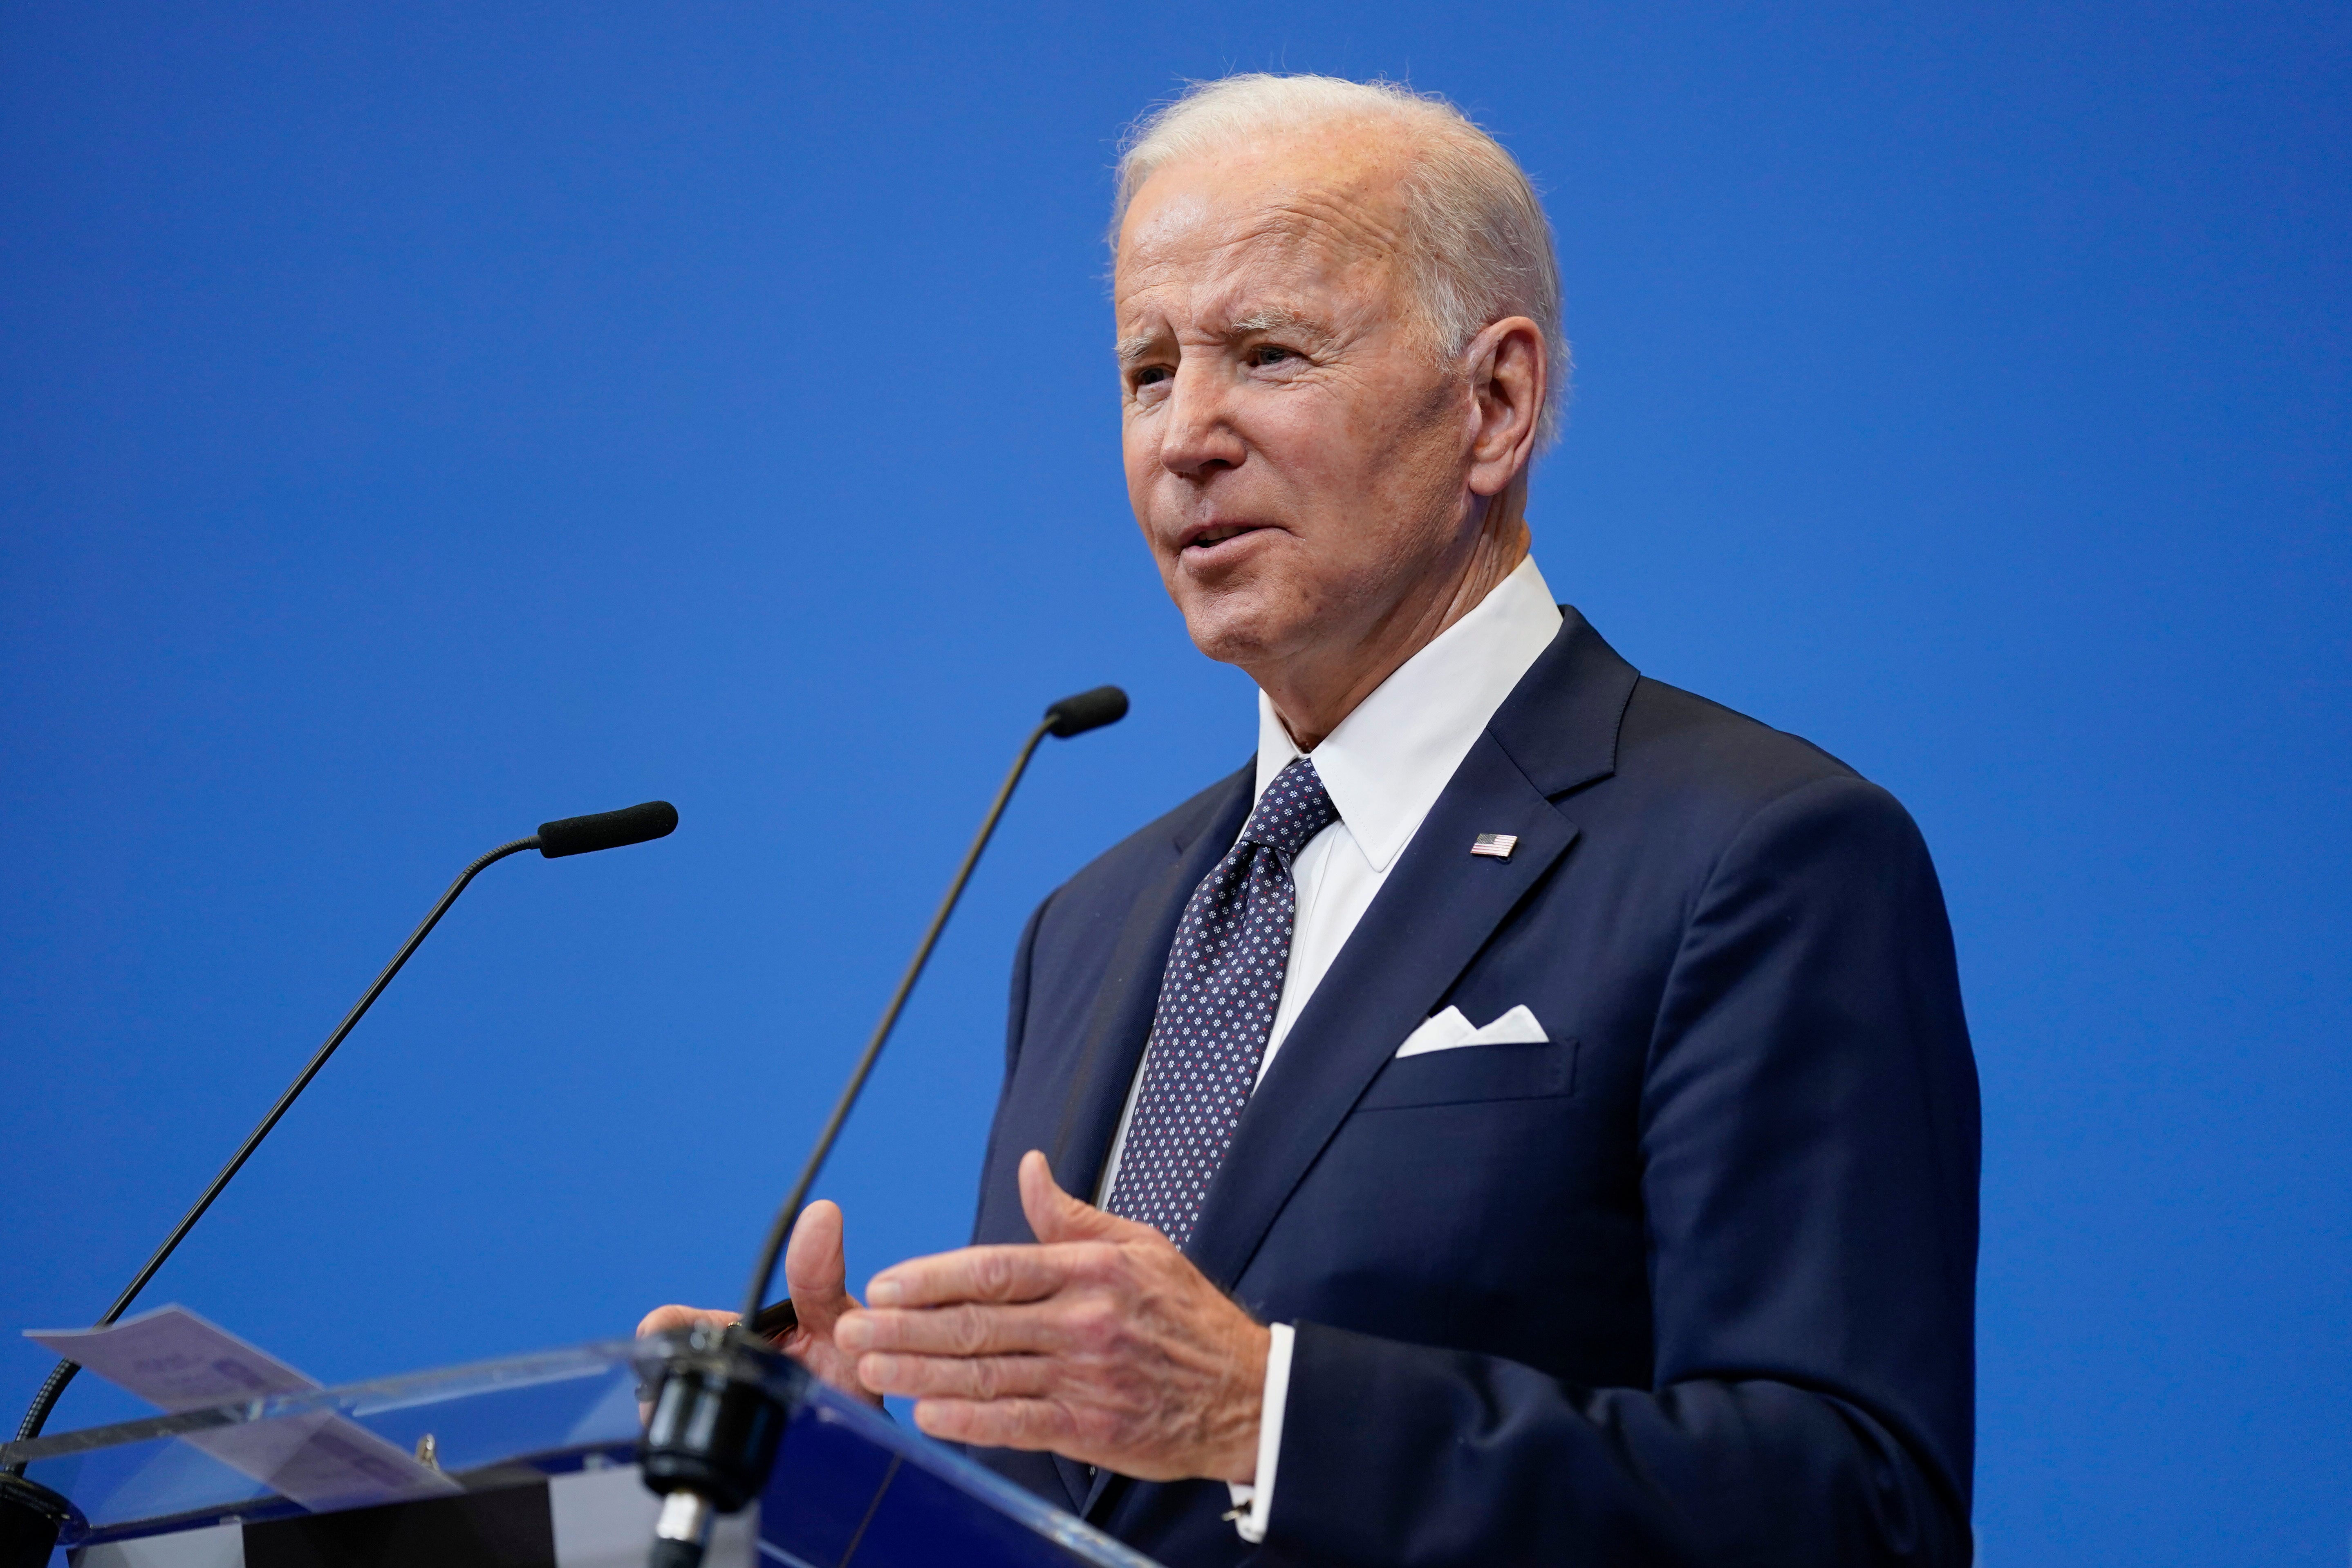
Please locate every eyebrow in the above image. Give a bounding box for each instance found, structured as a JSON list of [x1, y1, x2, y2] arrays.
[[1229, 308, 1321, 337], [1115, 308, 1331, 367]]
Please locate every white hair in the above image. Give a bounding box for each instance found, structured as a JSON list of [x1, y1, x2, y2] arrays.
[[1115, 74, 1569, 446]]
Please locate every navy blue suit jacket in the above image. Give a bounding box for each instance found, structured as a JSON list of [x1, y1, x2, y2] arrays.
[[968, 610, 1979, 1566]]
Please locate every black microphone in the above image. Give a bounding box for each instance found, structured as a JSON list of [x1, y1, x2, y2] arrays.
[[540, 801, 680, 858], [1, 801, 682, 1557], [636, 690, 1128, 1568], [1043, 685, 1128, 738]]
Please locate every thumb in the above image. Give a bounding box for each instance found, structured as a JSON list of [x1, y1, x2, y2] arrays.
[[783, 1200, 856, 1332], [1019, 1149, 1161, 1246]]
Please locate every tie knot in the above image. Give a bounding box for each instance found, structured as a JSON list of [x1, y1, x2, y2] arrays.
[[1241, 756, 1338, 862]]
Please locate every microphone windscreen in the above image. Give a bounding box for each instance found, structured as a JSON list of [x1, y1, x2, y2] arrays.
[[1043, 685, 1129, 739], [537, 800, 679, 858]]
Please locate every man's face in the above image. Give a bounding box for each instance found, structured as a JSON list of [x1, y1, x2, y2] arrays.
[[1114, 130, 1481, 676]]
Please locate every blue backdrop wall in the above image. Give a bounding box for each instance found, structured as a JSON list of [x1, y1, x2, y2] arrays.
[[3, 4, 2345, 1563]]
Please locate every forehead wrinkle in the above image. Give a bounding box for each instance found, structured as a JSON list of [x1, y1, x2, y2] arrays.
[[1116, 261, 1376, 361], [1178, 207, 1408, 332], [1254, 187, 1409, 262], [1114, 166, 1415, 352], [1121, 172, 1405, 285]]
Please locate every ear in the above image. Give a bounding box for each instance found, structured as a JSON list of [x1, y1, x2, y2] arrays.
[[1464, 316, 1546, 498]]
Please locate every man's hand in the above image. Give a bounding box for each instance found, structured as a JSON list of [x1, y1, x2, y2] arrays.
[[636, 1198, 882, 1408], [833, 1150, 1270, 1483]]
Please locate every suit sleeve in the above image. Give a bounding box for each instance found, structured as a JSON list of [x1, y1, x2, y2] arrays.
[[1263, 774, 1981, 1567], [971, 890, 1053, 1242]]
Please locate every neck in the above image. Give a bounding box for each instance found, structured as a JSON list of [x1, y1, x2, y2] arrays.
[[1256, 483, 1531, 752]]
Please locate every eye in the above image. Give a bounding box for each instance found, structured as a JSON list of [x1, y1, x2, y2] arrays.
[[1131, 365, 1172, 389], [1249, 344, 1295, 367]]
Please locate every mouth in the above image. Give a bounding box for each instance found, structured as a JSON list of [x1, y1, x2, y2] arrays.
[[1176, 520, 1274, 558]]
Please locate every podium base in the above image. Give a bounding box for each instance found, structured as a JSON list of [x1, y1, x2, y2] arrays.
[[0, 1471, 71, 1568]]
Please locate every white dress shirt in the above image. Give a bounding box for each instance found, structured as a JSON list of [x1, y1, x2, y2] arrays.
[[1091, 556, 1564, 1541]]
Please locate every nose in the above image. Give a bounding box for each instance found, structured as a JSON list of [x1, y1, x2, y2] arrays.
[[1157, 356, 1247, 478]]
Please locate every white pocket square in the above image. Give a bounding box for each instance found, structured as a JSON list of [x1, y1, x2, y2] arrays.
[[1394, 1004, 1550, 1057]]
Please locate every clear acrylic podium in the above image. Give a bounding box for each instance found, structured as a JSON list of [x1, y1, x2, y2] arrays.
[[0, 1339, 1159, 1567]]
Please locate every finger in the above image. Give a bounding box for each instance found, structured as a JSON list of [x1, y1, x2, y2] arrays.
[[910, 1396, 1078, 1454], [1018, 1149, 1162, 1248], [854, 1352, 1055, 1402], [635, 1304, 738, 1338], [836, 1300, 1067, 1358], [784, 1200, 857, 1333], [866, 1242, 1079, 1308]]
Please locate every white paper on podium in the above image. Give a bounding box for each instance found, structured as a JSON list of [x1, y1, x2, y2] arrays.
[[27, 1305, 459, 1510]]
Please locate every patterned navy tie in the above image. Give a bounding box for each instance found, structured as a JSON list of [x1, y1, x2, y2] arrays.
[[1105, 756, 1339, 1249]]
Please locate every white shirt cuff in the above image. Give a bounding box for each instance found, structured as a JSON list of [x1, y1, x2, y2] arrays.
[[1223, 1322, 1293, 1544]]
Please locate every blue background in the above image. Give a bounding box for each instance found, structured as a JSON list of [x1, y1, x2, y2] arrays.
[[3, 3, 2345, 1562]]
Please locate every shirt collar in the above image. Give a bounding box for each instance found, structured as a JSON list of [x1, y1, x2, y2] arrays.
[[1254, 556, 1565, 872]]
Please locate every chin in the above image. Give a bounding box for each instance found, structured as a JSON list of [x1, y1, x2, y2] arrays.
[[1173, 585, 1307, 670]]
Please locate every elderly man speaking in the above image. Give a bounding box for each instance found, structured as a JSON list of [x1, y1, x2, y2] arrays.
[[649, 74, 1979, 1566]]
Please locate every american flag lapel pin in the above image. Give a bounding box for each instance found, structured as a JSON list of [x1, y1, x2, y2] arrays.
[[1471, 833, 1518, 860]]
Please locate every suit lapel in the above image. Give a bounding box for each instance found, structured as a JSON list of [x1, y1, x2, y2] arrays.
[[1044, 766, 1252, 1202], [1182, 607, 1641, 1293], [1182, 735, 1578, 1290]]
